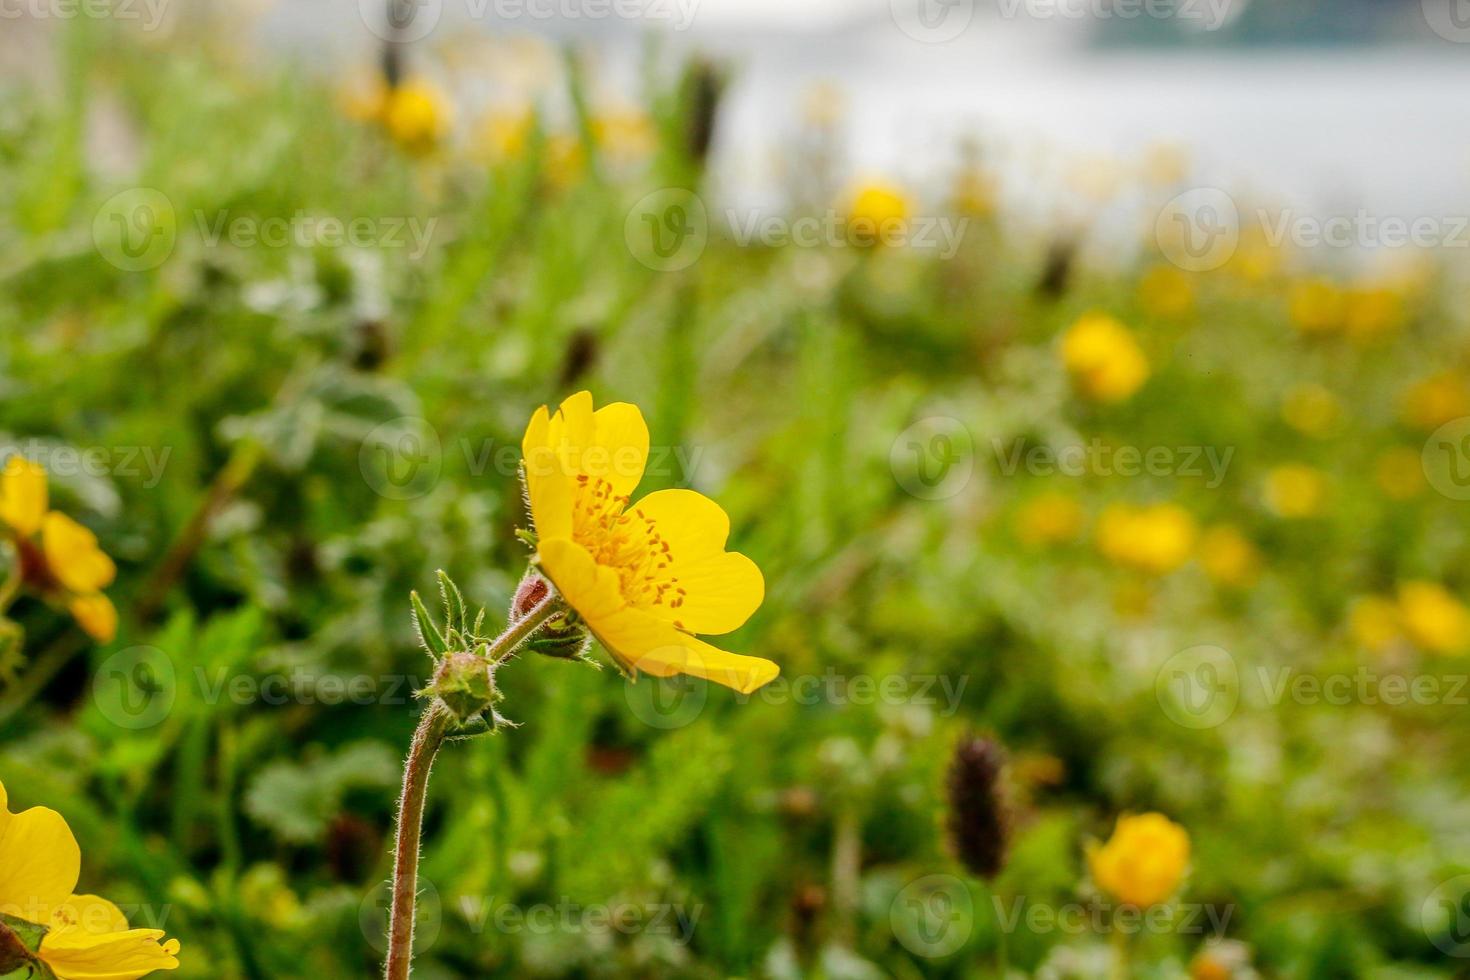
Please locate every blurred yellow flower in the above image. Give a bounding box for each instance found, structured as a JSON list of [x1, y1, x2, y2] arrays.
[[476, 108, 534, 164], [1061, 313, 1150, 404], [801, 81, 845, 128], [1288, 278, 1345, 334], [1016, 491, 1084, 546], [522, 392, 778, 694], [1096, 502, 1196, 575], [1228, 224, 1284, 284], [380, 79, 452, 157], [1264, 464, 1327, 518], [1280, 383, 1340, 437], [1400, 373, 1470, 432], [0, 779, 180, 978], [1343, 286, 1406, 341], [591, 109, 657, 166], [1137, 264, 1195, 319], [847, 182, 911, 247], [1348, 595, 1400, 653], [1374, 446, 1426, 500], [0, 458, 117, 642], [952, 169, 997, 218], [1088, 812, 1190, 907], [1198, 525, 1260, 588], [1139, 142, 1189, 186], [1397, 581, 1470, 655]]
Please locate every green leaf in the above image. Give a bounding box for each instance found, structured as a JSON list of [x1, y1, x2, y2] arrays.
[[410, 590, 448, 657]]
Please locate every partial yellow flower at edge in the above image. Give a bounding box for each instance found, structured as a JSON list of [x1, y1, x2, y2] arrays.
[[1087, 812, 1190, 908], [521, 392, 778, 695], [1401, 373, 1470, 432], [0, 456, 47, 537], [0, 780, 180, 979], [1397, 581, 1470, 655], [1061, 313, 1149, 404]]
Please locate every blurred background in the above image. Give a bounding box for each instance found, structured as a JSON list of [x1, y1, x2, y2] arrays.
[[4, 0, 1470, 977]]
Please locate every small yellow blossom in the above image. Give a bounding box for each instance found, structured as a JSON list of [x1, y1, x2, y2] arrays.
[[1397, 580, 1470, 655], [1139, 142, 1189, 186], [476, 108, 535, 164], [380, 79, 452, 157], [0, 458, 117, 642], [0, 779, 180, 978], [1288, 278, 1345, 334], [1343, 286, 1406, 341], [1198, 525, 1260, 588], [1096, 502, 1196, 575], [521, 392, 778, 694], [1016, 492, 1084, 546], [1374, 446, 1425, 500], [1061, 313, 1150, 404], [1401, 373, 1470, 432], [591, 109, 656, 166], [847, 182, 911, 248], [1138, 264, 1195, 319], [1263, 464, 1327, 518], [1088, 812, 1190, 908], [1280, 383, 1340, 437], [1348, 595, 1400, 653]]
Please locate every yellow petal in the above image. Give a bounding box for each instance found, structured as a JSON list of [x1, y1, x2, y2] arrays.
[[521, 393, 649, 542], [42, 513, 116, 594], [40, 927, 181, 979], [0, 788, 81, 918], [537, 537, 628, 623], [69, 594, 118, 644], [593, 603, 779, 695], [0, 457, 47, 537], [49, 895, 130, 937], [627, 489, 764, 634]]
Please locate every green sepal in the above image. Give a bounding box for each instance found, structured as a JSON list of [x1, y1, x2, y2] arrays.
[[437, 570, 467, 636], [409, 591, 448, 658], [0, 912, 53, 979]]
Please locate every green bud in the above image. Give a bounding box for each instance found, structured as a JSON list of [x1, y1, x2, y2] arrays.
[[429, 651, 499, 726]]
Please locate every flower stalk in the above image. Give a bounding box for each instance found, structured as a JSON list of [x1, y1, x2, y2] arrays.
[[384, 590, 566, 980]]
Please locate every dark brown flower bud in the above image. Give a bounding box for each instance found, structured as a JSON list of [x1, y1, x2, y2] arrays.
[[0, 919, 34, 974], [945, 735, 1010, 881]]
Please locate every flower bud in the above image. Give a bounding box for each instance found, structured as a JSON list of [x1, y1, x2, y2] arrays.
[[513, 570, 589, 659], [430, 651, 499, 726], [0, 919, 33, 974]]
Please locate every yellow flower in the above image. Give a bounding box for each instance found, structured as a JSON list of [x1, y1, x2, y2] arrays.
[[1061, 313, 1149, 404], [952, 169, 997, 218], [1088, 812, 1190, 908], [0, 779, 180, 979], [1374, 446, 1425, 501], [1263, 464, 1327, 518], [1348, 595, 1400, 653], [1280, 383, 1340, 437], [1397, 580, 1470, 655], [1095, 502, 1195, 575], [1016, 492, 1084, 546], [521, 392, 778, 694], [476, 108, 534, 164], [1401, 373, 1470, 432], [847, 182, 910, 247], [1343, 285, 1405, 341], [1198, 525, 1260, 588], [590, 109, 656, 166], [0, 458, 117, 642], [1137, 264, 1194, 319], [380, 79, 452, 156], [1288, 278, 1345, 334], [1139, 142, 1189, 186]]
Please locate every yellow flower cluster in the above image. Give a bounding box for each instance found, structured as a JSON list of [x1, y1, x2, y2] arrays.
[[0, 458, 117, 642], [1349, 581, 1470, 655], [1061, 314, 1150, 404], [1095, 502, 1196, 575]]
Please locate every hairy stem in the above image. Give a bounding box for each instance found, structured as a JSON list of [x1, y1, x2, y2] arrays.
[[384, 593, 564, 979]]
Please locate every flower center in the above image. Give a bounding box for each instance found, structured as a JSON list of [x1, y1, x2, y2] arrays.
[[572, 475, 687, 619]]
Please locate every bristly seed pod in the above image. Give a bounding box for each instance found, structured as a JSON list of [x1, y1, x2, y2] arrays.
[[945, 735, 1010, 881]]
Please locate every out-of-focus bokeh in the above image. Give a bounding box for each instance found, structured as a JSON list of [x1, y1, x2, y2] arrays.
[[4, 1, 1470, 977]]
